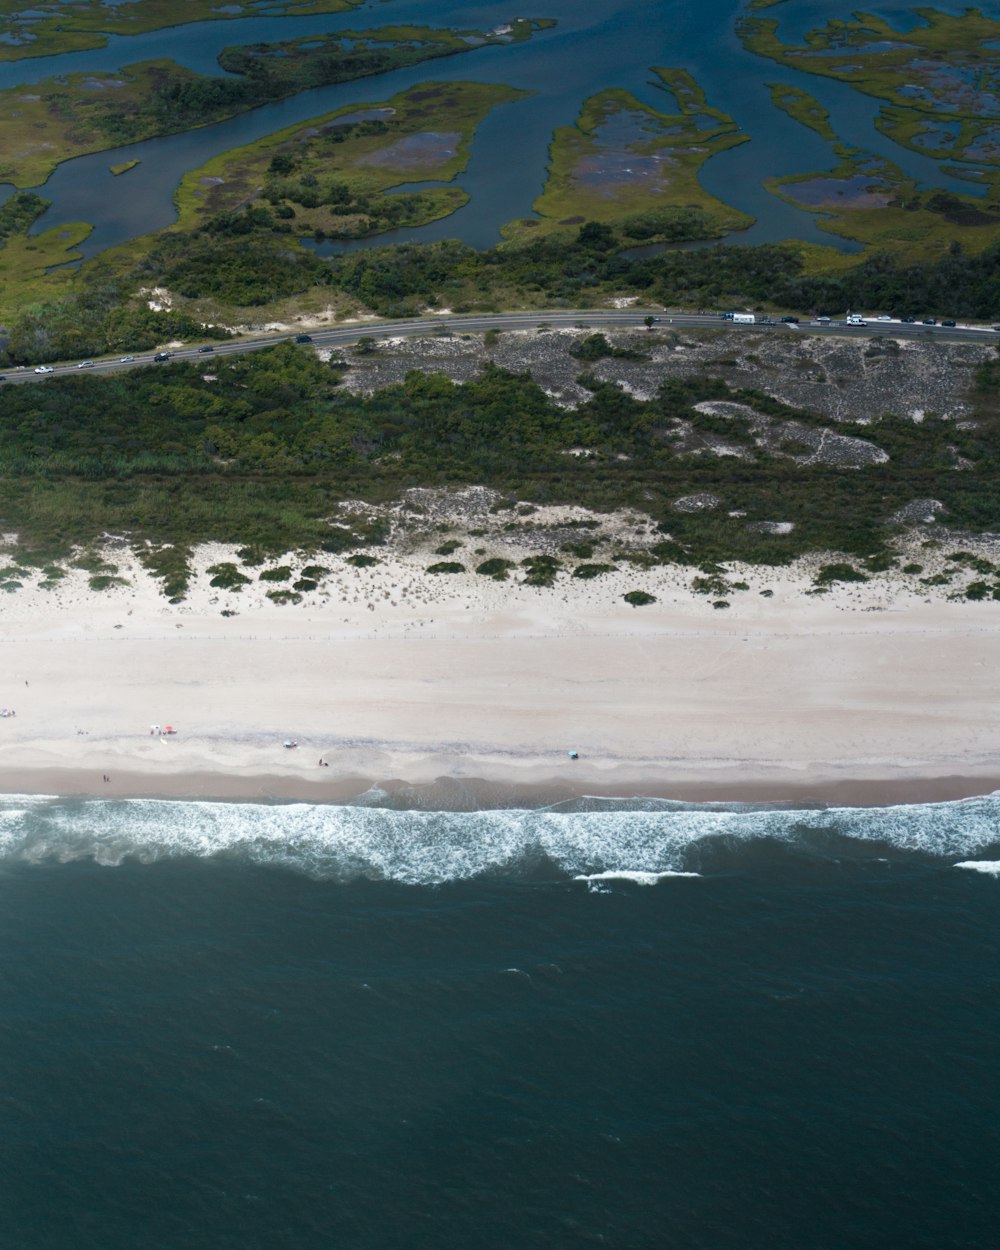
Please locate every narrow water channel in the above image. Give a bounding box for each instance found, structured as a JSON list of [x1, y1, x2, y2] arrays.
[[0, 0, 993, 260]]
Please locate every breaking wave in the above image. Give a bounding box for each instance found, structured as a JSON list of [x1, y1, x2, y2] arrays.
[[0, 790, 998, 884]]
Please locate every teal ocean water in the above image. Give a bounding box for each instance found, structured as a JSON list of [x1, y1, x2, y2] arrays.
[[2, 792, 999, 1248]]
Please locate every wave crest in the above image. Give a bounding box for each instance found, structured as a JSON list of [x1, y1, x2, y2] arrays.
[[0, 791, 998, 883]]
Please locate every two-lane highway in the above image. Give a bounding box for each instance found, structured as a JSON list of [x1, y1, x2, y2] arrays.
[[2, 308, 996, 385]]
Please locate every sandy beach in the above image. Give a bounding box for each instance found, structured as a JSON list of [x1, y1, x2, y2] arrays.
[[1, 525, 998, 805]]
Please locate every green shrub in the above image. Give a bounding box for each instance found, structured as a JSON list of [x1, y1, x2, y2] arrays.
[[522, 554, 561, 586], [815, 563, 868, 585], [560, 541, 595, 558], [89, 574, 129, 591], [624, 590, 656, 606], [207, 562, 251, 590], [476, 558, 515, 580], [434, 540, 462, 556], [426, 561, 465, 574], [259, 566, 292, 582], [346, 554, 379, 567], [293, 578, 318, 592], [573, 563, 616, 579]]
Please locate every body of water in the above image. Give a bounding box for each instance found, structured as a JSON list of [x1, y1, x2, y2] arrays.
[[1, 0, 996, 257], [2, 789, 999, 1248]]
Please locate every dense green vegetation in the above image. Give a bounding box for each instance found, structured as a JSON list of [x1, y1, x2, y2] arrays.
[[11, 219, 1000, 365], [1, 341, 998, 583]]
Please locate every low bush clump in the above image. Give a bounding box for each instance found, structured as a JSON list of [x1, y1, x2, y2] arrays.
[[207, 562, 251, 590], [476, 558, 515, 580], [814, 562, 868, 586], [522, 554, 561, 586], [573, 563, 616, 579], [259, 566, 292, 582], [346, 554, 379, 568], [427, 561, 465, 574], [624, 590, 656, 607]]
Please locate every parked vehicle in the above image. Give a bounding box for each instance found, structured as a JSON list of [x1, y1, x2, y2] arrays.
[[942, 319, 957, 327], [781, 315, 799, 323], [845, 314, 868, 326], [732, 313, 755, 324], [922, 318, 937, 325]]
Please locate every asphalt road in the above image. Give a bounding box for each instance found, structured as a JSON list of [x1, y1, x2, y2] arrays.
[[2, 309, 996, 385]]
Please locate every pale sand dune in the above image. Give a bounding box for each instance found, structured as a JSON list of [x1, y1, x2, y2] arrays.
[[0, 544, 998, 801]]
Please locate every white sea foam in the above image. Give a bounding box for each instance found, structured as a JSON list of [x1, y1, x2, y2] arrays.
[[573, 870, 701, 885], [954, 860, 1000, 875], [0, 792, 997, 883]]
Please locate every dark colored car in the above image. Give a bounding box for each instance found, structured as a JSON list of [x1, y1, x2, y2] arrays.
[[198, 345, 215, 353], [781, 316, 799, 323], [153, 352, 171, 361], [294, 334, 313, 343], [922, 318, 937, 325], [941, 319, 957, 327], [719, 312, 734, 320], [901, 316, 916, 323], [0, 375, 6, 382]]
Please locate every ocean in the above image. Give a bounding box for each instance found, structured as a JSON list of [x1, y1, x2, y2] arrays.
[[2, 791, 998, 1249]]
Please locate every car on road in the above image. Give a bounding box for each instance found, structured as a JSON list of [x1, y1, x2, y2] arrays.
[[294, 334, 313, 343], [901, 316, 916, 323], [781, 315, 799, 323], [77, 360, 93, 369], [814, 316, 831, 323], [719, 312, 735, 320], [120, 355, 134, 362], [941, 319, 957, 327], [153, 352, 171, 361], [922, 318, 937, 325], [0, 376, 6, 383], [33, 365, 54, 374], [198, 345, 215, 353], [993, 326, 1000, 332], [876, 314, 893, 321]]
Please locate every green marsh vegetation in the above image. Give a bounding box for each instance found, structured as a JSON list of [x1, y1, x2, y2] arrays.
[[767, 84, 836, 142], [2, 342, 1000, 592], [741, 6, 1000, 171], [514, 69, 752, 244], [0, 23, 542, 188], [0, 0, 366, 63], [767, 146, 1000, 261]]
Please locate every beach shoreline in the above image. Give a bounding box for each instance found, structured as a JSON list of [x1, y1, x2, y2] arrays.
[[0, 765, 997, 810], [1, 533, 998, 809]]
